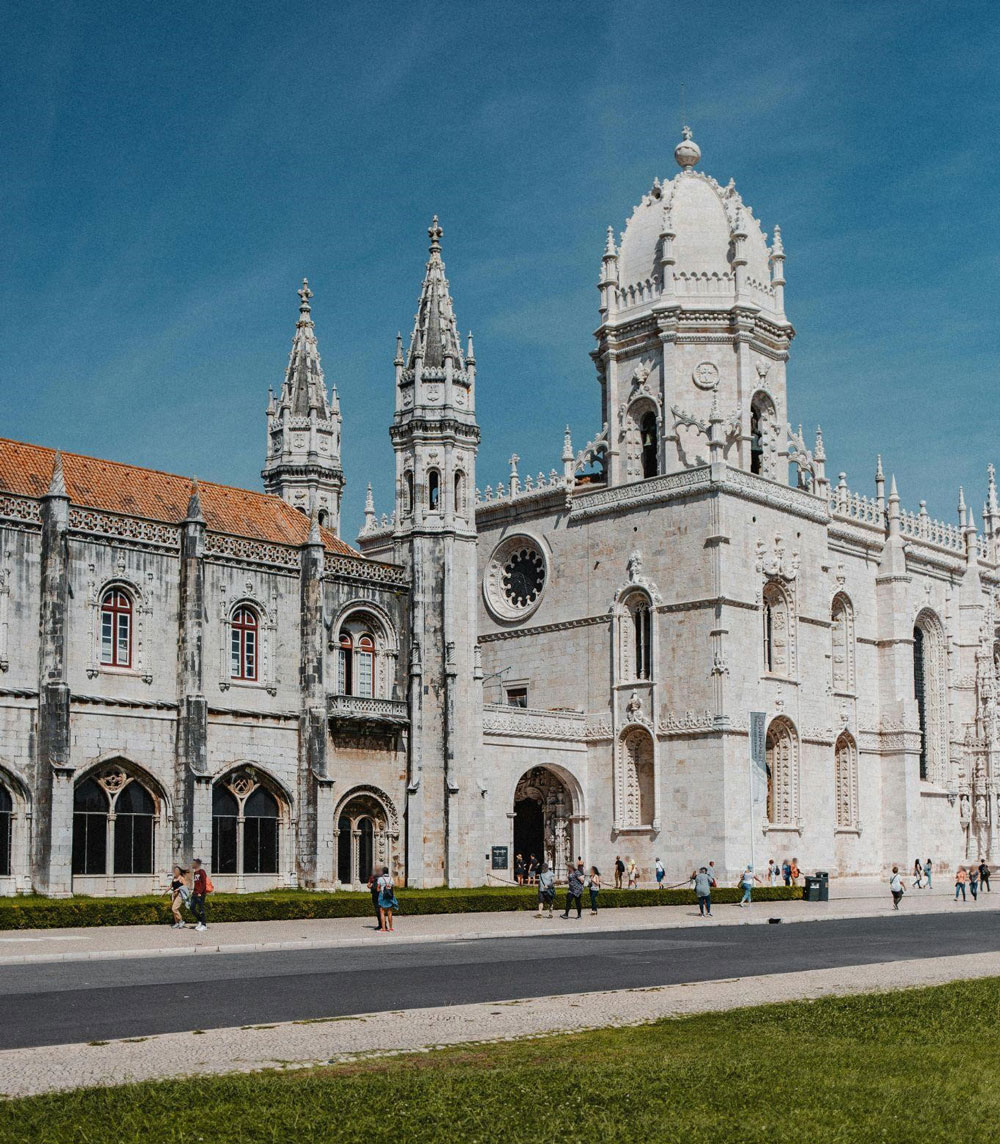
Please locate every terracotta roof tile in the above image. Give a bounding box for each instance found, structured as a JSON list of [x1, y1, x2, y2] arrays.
[[0, 437, 359, 556]]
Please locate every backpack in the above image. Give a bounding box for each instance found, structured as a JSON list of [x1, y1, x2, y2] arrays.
[[205, 876, 214, 894]]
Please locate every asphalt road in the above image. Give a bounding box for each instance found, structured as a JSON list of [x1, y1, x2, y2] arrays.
[[1, 912, 997, 1050]]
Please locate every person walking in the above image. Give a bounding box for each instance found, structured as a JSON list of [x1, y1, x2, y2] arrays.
[[588, 866, 602, 915], [168, 866, 190, 928], [969, 864, 979, 901], [367, 869, 383, 930], [889, 866, 904, 910], [560, 863, 585, 918], [979, 859, 991, 892], [924, 858, 933, 889], [789, 858, 801, 886], [738, 865, 760, 907], [767, 859, 779, 887], [781, 858, 792, 886], [614, 855, 625, 890], [911, 859, 924, 889], [190, 858, 209, 932], [536, 863, 556, 918], [655, 858, 665, 889], [693, 866, 713, 917], [955, 865, 968, 901], [377, 866, 397, 932], [627, 858, 638, 889]]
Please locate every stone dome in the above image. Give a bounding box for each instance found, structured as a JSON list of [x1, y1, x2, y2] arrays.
[[614, 131, 776, 311]]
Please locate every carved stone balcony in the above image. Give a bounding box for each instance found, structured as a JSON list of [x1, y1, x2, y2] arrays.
[[327, 694, 409, 727]]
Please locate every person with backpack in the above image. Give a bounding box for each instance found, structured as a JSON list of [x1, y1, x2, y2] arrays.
[[738, 865, 760, 907], [168, 865, 190, 929], [367, 869, 383, 930], [781, 858, 792, 886], [655, 858, 665, 888], [979, 859, 991, 892], [190, 858, 210, 931], [377, 866, 397, 932], [969, 863, 979, 901], [889, 865, 904, 910], [614, 855, 625, 889], [535, 863, 556, 918]]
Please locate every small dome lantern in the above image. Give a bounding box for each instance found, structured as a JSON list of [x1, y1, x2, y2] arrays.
[[674, 125, 701, 170]]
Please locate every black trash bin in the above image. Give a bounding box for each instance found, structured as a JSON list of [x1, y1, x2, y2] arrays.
[[815, 870, 830, 902], [803, 875, 821, 902]]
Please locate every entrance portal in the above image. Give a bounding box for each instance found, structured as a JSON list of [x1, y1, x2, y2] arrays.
[[512, 766, 576, 873]]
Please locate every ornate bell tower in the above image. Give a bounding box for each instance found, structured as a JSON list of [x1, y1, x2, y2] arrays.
[[381, 217, 483, 886], [262, 280, 345, 533]]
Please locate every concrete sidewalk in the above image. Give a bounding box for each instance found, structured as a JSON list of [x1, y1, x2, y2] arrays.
[[0, 878, 991, 966]]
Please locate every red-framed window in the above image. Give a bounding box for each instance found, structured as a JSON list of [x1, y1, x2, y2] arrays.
[[356, 635, 375, 697], [231, 607, 259, 681], [100, 589, 132, 667]]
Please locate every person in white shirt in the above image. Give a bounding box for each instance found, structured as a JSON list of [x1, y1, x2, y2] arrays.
[[889, 865, 904, 911], [655, 858, 665, 888]]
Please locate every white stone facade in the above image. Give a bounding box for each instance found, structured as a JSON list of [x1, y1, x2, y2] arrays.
[[3, 130, 998, 896]]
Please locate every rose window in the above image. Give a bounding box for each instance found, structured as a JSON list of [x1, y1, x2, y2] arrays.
[[484, 536, 548, 622], [502, 548, 545, 608]]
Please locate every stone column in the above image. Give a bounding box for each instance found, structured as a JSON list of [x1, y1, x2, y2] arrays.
[[35, 454, 73, 896], [297, 514, 327, 888], [175, 483, 208, 865]]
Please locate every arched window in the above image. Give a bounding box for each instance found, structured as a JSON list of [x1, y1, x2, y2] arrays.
[[750, 392, 777, 478], [212, 772, 283, 878], [834, 732, 858, 829], [100, 588, 132, 667], [212, 786, 239, 874], [356, 634, 375, 698], [337, 633, 354, 695], [640, 412, 658, 479], [428, 469, 440, 511], [0, 784, 12, 878], [72, 779, 108, 875], [113, 780, 154, 874], [230, 606, 259, 681], [621, 728, 654, 827], [913, 611, 947, 784], [762, 581, 792, 676], [317, 509, 329, 528], [335, 611, 395, 700], [243, 787, 279, 875], [72, 770, 156, 876], [403, 471, 414, 516], [633, 603, 651, 680], [831, 594, 856, 693], [454, 471, 466, 518], [335, 788, 399, 887], [765, 717, 799, 827]]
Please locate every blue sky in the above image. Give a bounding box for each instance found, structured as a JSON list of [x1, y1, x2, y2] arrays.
[[2, 2, 997, 538]]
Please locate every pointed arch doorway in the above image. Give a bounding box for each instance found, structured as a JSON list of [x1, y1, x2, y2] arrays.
[[512, 766, 581, 873]]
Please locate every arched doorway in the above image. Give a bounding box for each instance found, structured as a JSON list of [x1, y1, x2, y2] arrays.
[[512, 767, 578, 873], [334, 787, 400, 887]]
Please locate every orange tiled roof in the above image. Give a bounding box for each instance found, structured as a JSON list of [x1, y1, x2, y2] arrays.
[[0, 437, 359, 556]]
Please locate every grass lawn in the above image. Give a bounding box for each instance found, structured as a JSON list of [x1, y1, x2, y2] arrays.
[[6, 978, 998, 1143]]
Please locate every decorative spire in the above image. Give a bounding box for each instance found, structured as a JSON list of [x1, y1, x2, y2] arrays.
[[958, 485, 967, 526], [281, 278, 331, 418], [185, 478, 204, 523], [46, 451, 67, 498], [813, 426, 826, 463], [363, 483, 376, 533], [466, 331, 475, 365], [875, 454, 884, 481], [988, 463, 998, 513], [405, 216, 464, 370], [394, 332, 404, 367], [604, 225, 617, 257], [771, 225, 785, 258], [674, 125, 701, 170]]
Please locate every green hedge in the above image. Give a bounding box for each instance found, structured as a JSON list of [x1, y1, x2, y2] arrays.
[[0, 884, 802, 931]]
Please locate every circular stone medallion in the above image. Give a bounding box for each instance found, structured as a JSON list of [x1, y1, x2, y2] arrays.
[[692, 361, 720, 390], [484, 536, 547, 622]]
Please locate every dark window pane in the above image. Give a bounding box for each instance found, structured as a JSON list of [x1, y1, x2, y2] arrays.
[[116, 781, 154, 815], [114, 814, 153, 874], [244, 787, 278, 818], [72, 812, 107, 875], [337, 816, 351, 884], [212, 816, 238, 873], [74, 779, 108, 813], [212, 787, 239, 816], [0, 784, 11, 814], [0, 812, 11, 877], [244, 817, 279, 874]]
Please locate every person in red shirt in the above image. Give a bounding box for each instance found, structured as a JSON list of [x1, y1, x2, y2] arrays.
[[190, 858, 209, 931]]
